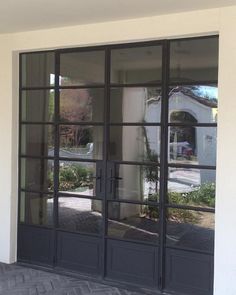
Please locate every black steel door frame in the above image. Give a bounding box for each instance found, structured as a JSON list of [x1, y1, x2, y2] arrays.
[[18, 35, 218, 294]]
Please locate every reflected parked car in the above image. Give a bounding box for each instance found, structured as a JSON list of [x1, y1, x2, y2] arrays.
[[170, 141, 194, 159]]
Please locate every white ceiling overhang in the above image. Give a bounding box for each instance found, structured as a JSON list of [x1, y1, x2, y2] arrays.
[[0, 0, 236, 34]]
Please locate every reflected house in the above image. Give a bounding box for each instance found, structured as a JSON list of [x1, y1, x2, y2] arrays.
[[112, 85, 217, 211], [145, 86, 217, 184]]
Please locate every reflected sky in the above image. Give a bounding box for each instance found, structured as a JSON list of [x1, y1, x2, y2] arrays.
[[192, 85, 218, 101]]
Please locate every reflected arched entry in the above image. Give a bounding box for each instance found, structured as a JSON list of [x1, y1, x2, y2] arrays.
[[170, 111, 197, 161]]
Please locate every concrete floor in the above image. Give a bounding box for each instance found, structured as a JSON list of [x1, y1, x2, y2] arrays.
[[0, 263, 143, 295]]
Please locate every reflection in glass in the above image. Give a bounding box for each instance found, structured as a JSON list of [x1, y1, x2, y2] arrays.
[[109, 126, 160, 162], [59, 161, 96, 196], [60, 88, 104, 122], [21, 52, 55, 87], [111, 45, 162, 84], [166, 209, 214, 252], [110, 87, 161, 123], [169, 85, 218, 123], [21, 90, 54, 122], [21, 124, 54, 157], [58, 197, 102, 234], [108, 202, 159, 243], [20, 192, 53, 226], [21, 158, 54, 191], [168, 126, 216, 166], [59, 125, 103, 160], [168, 168, 216, 208], [170, 37, 218, 83], [60, 51, 105, 86], [114, 164, 160, 202]]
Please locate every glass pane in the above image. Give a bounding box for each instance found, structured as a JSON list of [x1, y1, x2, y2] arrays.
[[109, 126, 160, 162], [114, 164, 160, 202], [21, 158, 54, 191], [170, 37, 218, 83], [21, 52, 55, 87], [58, 197, 102, 234], [111, 45, 162, 84], [59, 125, 103, 160], [59, 161, 96, 196], [60, 51, 105, 86], [21, 124, 54, 157], [168, 126, 217, 166], [168, 168, 216, 208], [20, 192, 53, 226], [169, 85, 218, 123], [21, 90, 54, 122], [108, 202, 159, 243], [110, 87, 161, 123], [60, 88, 104, 122], [166, 209, 214, 252]]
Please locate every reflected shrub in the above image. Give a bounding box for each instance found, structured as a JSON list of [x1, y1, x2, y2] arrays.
[[143, 194, 159, 219], [144, 182, 215, 223], [167, 208, 198, 223], [58, 164, 93, 191], [187, 182, 215, 207], [48, 171, 54, 191], [169, 182, 215, 208], [144, 194, 197, 223]]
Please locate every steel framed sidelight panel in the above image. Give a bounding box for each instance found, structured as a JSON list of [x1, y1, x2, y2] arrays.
[[162, 36, 217, 295], [18, 36, 218, 295]]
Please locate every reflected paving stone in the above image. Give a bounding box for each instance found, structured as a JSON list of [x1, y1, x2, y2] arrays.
[[0, 263, 144, 295]]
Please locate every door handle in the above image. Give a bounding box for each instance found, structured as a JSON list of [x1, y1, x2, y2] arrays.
[[93, 168, 102, 193], [108, 176, 123, 181], [108, 176, 122, 194]]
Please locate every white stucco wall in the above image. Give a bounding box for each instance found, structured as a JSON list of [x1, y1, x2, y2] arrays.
[[0, 5, 235, 294], [214, 7, 236, 295]]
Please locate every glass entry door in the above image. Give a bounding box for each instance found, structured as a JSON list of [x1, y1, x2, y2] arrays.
[[18, 37, 218, 295], [105, 44, 162, 285]]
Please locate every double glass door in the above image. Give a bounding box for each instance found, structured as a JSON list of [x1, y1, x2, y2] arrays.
[[18, 36, 218, 295]]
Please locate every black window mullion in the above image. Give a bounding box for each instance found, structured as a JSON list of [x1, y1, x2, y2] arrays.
[[57, 45, 107, 55], [158, 40, 170, 290], [106, 198, 160, 206], [168, 123, 217, 127], [108, 39, 163, 50], [166, 244, 214, 256], [109, 122, 161, 127], [59, 85, 105, 90], [102, 47, 111, 279], [58, 157, 98, 163], [20, 188, 54, 195], [168, 163, 216, 170], [52, 51, 60, 265], [169, 80, 218, 87], [20, 121, 55, 125], [20, 155, 54, 160], [21, 86, 55, 91], [109, 82, 162, 88], [58, 122, 104, 126], [18, 54, 23, 234], [165, 203, 215, 213]]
